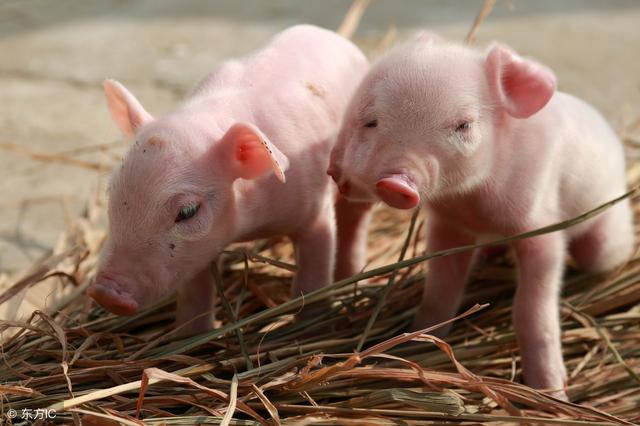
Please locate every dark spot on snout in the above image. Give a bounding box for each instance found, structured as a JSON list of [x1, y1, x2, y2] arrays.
[[169, 243, 175, 250]]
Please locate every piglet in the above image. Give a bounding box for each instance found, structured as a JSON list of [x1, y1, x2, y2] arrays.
[[88, 25, 370, 335], [329, 33, 634, 399]]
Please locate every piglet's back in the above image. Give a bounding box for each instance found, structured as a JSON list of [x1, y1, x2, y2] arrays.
[[540, 92, 628, 217], [189, 25, 368, 119]]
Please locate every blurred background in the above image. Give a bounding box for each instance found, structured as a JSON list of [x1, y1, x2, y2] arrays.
[[1, 0, 640, 274]]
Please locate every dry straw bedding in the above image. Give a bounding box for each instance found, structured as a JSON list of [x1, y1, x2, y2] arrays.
[[2, 1, 640, 424]]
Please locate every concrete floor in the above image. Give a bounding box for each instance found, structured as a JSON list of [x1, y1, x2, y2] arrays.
[[1, 0, 640, 273]]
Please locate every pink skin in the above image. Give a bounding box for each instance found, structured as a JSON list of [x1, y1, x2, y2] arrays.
[[88, 25, 371, 335], [329, 33, 634, 399]]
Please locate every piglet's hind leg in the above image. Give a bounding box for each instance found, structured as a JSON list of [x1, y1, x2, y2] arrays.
[[570, 201, 634, 273]]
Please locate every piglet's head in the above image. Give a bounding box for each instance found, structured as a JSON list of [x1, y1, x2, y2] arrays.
[[328, 36, 556, 209], [88, 79, 288, 316]]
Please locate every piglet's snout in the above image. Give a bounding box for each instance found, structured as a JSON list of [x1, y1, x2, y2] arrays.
[[88, 275, 139, 316]]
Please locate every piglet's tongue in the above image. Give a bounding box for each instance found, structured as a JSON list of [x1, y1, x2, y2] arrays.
[[376, 175, 420, 210]]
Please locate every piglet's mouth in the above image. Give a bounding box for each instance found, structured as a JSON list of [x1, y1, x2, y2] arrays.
[[376, 174, 420, 210]]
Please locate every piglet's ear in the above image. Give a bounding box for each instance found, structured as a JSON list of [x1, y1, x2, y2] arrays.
[[485, 44, 556, 119], [220, 123, 289, 183], [103, 79, 153, 137]]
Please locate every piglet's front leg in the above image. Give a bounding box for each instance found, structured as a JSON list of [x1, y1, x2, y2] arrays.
[[291, 204, 336, 322], [512, 233, 568, 400], [175, 267, 217, 336], [411, 215, 476, 336], [334, 197, 372, 280]]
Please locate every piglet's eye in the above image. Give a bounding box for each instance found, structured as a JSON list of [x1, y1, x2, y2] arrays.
[[175, 203, 200, 223], [364, 119, 378, 128], [455, 121, 472, 132]]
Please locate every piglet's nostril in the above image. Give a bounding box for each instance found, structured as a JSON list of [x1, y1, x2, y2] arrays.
[[338, 181, 351, 195]]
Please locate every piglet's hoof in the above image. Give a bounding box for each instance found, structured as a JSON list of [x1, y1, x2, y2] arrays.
[[294, 303, 336, 335]]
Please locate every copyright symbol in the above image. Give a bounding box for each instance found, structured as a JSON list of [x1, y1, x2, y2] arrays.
[[7, 408, 17, 418]]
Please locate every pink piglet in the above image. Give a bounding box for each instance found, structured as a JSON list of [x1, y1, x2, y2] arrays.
[[329, 32, 633, 399]]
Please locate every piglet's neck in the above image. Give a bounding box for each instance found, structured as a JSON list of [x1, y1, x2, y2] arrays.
[[227, 178, 276, 243]]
